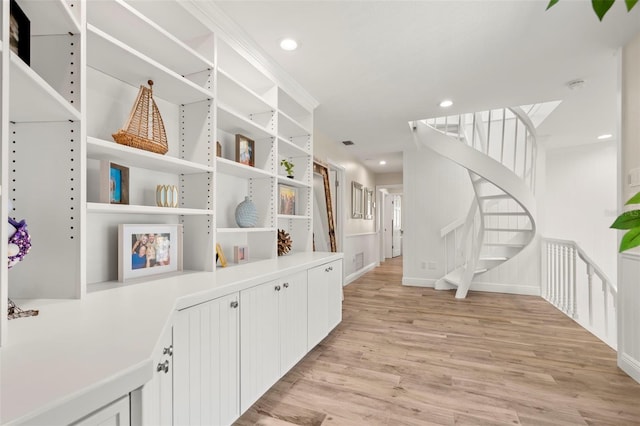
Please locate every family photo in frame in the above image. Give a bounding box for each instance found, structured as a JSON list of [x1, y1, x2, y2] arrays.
[[235, 134, 255, 167], [119, 224, 182, 282]]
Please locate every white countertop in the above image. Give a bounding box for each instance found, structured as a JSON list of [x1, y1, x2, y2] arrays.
[[1, 252, 342, 425]]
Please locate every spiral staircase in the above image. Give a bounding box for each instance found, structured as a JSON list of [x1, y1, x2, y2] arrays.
[[412, 106, 544, 299]]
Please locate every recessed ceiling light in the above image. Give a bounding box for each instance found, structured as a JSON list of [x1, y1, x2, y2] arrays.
[[379, 160, 387, 165], [280, 38, 298, 51], [439, 100, 453, 108], [597, 134, 613, 140]]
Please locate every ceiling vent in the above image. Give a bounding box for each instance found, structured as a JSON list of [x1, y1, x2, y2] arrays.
[[342, 140, 354, 146]]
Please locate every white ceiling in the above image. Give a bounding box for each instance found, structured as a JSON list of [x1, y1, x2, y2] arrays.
[[215, 1, 640, 174]]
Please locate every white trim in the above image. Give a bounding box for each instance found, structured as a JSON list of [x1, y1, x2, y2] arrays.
[[619, 352, 640, 385], [402, 277, 437, 287], [346, 232, 378, 238], [620, 252, 640, 260], [470, 281, 541, 296], [344, 262, 378, 286]]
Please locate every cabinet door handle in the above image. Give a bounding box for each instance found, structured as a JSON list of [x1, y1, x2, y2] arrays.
[[275, 285, 281, 291], [325, 266, 333, 272], [157, 360, 170, 374], [283, 282, 289, 289], [230, 301, 239, 308], [163, 345, 173, 356]]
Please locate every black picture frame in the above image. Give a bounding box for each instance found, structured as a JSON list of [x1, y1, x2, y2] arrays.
[[10, 0, 31, 66]]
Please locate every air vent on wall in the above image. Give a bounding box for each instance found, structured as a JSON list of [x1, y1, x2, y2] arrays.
[[342, 140, 354, 146]]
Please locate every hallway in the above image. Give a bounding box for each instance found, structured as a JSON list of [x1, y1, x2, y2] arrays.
[[235, 257, 640, 425]]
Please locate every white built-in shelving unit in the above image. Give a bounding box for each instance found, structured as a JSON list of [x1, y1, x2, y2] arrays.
[[0, 0, 317, 346]]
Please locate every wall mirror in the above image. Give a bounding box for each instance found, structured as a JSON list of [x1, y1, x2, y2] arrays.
[[364, 187, 374, 220], [313, 161, 337, 252], [352, 181, 363, 218]]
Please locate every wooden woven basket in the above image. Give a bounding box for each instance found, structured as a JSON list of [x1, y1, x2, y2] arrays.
[[113, 80, 168, 155]]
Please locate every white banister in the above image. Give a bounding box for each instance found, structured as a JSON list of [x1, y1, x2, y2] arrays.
[[542, 237, 617, 349]]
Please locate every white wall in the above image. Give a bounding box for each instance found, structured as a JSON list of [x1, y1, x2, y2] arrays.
[[544, 142, 618, 283], [619, 31, 640, 384], [314, 129, 378, 283]]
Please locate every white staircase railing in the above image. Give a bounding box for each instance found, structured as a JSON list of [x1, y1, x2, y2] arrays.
[[542, 238, 617, 349]]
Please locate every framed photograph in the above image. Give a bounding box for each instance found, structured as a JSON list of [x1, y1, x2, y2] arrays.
[[352, 181, 363, 218], [118, 224, 183, 282], [234, 245, 249, 264], [216, 141, 222, 157], [216, 243, 227, 267], [100, 161, 130, 205], [235, 134, 255, 167], [278, 184, 297, 216], [10, 0, 30, 66]]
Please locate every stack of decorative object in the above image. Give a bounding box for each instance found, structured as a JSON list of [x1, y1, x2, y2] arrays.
[[156, 185, 179, 208], [278, 229, 292, 256], [113, 80, 168, 155]]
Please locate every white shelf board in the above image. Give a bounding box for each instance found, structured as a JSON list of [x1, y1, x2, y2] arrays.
[[278, 110, 311, 138], [87, 25, 213, 105], [217, 69, 275, 115], [9, 53, 81, 122], [87, 137, 213, 175], [277, 214, 311, 220], [87, 203, 213, 216], [278, 137, 310, 158], [277, 176, 310, 188], [217, 227, 276, 233], [19, 0, 80, 35], [216, 157, 274, 179], [87, 0, 214, 76], [217, 104, 275, 140]]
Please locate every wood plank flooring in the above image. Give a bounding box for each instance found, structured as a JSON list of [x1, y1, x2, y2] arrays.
[[234, 257, 640, 425]]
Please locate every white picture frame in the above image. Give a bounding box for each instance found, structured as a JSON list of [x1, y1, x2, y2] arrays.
[[118, 224, 183, 282]]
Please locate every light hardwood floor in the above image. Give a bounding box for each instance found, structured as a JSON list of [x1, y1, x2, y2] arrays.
[[235, 257, 640, 425]]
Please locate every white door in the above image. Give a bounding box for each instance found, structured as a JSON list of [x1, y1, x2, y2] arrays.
[[384, 193, 393, 259], [392, 195, 402, 257], [279, 271, 308, 373]]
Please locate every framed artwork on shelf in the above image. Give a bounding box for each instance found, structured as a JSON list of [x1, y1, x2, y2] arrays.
[[352, 181, 363, 218], [278, 184, 297, 215], [100, 161, 129, 205], [216, 243, 227, 267], [234, 245, 249, 264], [216, 141, 222, 157], [10, 0, 30, 65], [118, 224, 183, 282], [235, 134, 255, 167]]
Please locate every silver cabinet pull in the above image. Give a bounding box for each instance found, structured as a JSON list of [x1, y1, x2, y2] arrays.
[[275, 285, 281, 291], [230, 300, 239, 308], [283, 282, 289, 288], [325, 266, 333, 272], [157, 360, 170, 374], [163, 345, 173, 356]]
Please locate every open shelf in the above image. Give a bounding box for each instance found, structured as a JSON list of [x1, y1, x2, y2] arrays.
[[277, 176, 310, 188], [217, 41, 276, 103], [216, 157, 274, 179], [218, 69, 275, 115], [87, 0, 214, 77], [87, 25, 213, 104], [278, 110, 311, 139], [9, 53, 81, 122], [217, 103, 275, 140], [217, 227, 276, 233], [278, 137, 310, 157], [87, 137, 213, 175], [87, 203, 213, 216], [277, 214, 311, 220], [19, 0, 80, 35]]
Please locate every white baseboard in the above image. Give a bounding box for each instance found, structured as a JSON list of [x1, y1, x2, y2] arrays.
[[344, 262, 379, 286], [470, 281, 541, 296], [401, 277, 437, 288], [619, 352, 640, 385]]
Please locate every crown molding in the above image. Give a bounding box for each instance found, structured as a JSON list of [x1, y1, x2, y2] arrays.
[[182, 1, 319, 112]]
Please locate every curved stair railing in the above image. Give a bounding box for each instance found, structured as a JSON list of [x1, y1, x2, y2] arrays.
[[412, 107, 538, 298]]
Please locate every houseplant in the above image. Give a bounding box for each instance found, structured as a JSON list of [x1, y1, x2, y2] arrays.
[[610, 191, 640, 252], [546, 0, 638, 21], [280, 159, 295, 178]]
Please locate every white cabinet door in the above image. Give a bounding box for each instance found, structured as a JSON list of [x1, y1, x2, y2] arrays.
[[279, 271, 308, 373], [140, 327, 173, 426], [240, 280, 280, 413], [173, 293, 240, 426], [307, 260, 343, 350], [72, 396, 130, 426]]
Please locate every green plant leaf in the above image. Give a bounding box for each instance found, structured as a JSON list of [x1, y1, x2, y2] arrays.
[[626, 0, 639, 11], [619, 227, 640, 252], [546, 0, 560, 10], [610, 210, 640, 229], [592, 0, 615, 20], [625, 191, 640, 205]]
